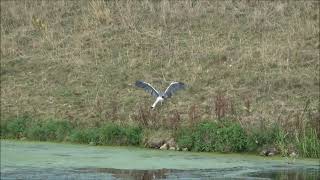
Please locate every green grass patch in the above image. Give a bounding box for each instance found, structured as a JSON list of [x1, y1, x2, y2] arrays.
[[69, 128, 100, 144], [99, 123, 142, 146], [246, 124, 286, 152], [175, 128, 194, 150], [1, 117, 143, 146], [1, 116, 30, 138], [26, 120, 73, 141], [296, 128, 320, 158]]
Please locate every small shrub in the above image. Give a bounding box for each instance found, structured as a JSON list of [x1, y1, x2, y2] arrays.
[[0, 120, 9, 138], [219, 122, 247, 152], [99, 123, 142, 145], [193, 121, 247, 152], [125, 126, 142, 145], [5, 116, 30, 138], [43, 120, 73, 141], [100, 123, 126, 145], [246, 124, 282, 152], [26, 122, 47, 141], [193, 121, 219, 152], [246, 129, 264, 152], [26, 119, 73, 141], [69, 128, 100, 144], [176, 121, 247, 153], [175, 128, 194, 150]]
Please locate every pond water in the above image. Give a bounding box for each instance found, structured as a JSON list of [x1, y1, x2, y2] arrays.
[[1, 140, 319, 179]]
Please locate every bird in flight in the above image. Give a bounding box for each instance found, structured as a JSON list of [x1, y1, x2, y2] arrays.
[[135, 80, 186, 109]]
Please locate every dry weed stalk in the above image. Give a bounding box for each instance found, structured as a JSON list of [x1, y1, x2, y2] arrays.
[[214, 93, 229, 120], [188, 104, 200, 126], [167, 109, 181, 130], [132, 104, 160, 128]]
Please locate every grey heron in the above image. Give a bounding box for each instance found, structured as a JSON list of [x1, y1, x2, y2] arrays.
[[135, 80, 186, 109]]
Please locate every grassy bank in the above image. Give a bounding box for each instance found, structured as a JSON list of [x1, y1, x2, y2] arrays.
[[1, 1, 319, 158], [1, 116, 319, 158]]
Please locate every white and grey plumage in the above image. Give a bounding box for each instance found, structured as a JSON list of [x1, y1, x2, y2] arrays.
[[135, 80, 186, 109]]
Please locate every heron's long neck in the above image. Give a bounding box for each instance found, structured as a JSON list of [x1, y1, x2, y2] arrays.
[[152, 97, 163, 108]]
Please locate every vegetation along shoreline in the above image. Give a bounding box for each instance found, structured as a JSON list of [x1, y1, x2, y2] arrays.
[[1, 115, 319, 158]]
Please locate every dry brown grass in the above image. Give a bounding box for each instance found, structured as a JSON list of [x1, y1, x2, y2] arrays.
[[1, 1, 319, 133]]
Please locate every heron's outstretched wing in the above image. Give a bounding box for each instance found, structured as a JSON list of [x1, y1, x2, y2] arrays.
[[135, 80, 160, 98], [164, 82, 186, 98]]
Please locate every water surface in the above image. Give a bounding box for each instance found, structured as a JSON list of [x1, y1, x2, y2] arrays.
[[1, 140, 319, 179]]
